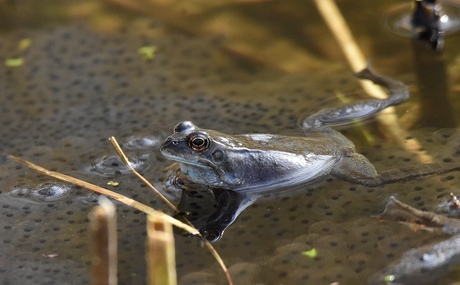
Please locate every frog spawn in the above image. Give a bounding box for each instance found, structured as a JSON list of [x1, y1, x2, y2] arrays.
[[1, 21, 460, 285], [171, 129, 460, 285]]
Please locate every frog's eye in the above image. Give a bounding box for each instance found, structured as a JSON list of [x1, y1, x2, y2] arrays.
[[188, 134, 210, 151]]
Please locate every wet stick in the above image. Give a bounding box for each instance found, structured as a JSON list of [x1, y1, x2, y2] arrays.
[[314, 0, 433, 163], [90, 197, 117, 285]]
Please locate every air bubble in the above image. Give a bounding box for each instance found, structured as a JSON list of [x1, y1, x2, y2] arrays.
[[31, 183, 71, 202], [9, 182, 72, 202], [123, 133, 164, 149], [88, 153, 148, 177]]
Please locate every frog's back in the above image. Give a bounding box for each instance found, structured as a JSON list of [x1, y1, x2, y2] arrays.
[[232, 129, 352, 156], [212, 132, 347, 190]]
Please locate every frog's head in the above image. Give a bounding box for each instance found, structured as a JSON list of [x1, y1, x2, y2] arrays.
[[160, 121, 239, 188]]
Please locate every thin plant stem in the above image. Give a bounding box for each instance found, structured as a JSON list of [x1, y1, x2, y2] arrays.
[[108, 137, 234, 285], [147, 214, 177, 285], [90, 196, 118, 285], [8, 154, 234, 285], [109, 137, 177, 211], [8, 155, 198, 234]]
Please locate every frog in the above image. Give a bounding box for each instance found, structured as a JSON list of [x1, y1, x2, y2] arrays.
[[160, 67, 460, 191]]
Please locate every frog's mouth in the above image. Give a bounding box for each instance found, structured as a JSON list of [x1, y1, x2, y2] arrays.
[[161, 150, 219, 172], [161, 151, 234, 186], [161, 152, 215, 169], [160, 142, 234, 186]]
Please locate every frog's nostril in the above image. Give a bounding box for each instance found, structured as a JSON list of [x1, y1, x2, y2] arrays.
[[162, 138, 178, 148]]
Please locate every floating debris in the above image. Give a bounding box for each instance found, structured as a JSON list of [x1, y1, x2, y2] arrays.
[[18, 38, 31, 51], [436, 192, 460, 217], [374, 196, 460, 235], [371, 197, 460, 284], [384, 274, 395, 282], [4, 57, 24, 67], [302, 248, 318, 259], [370, 234, 460, 284], [138, 45, 158, 61], [107, 181, 119, 187]]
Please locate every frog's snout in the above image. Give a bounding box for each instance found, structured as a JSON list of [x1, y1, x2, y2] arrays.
[[160, 137, 178, 152]]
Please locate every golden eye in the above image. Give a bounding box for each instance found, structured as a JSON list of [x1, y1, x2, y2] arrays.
[[188, 134, 209, 151]]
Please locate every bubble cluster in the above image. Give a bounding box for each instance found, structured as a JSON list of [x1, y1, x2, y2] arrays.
[[9, 182, 72, 202]]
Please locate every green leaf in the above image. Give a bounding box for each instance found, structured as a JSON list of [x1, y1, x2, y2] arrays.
[[384, 275, 395, 282], [302, 248, 317, 258], [138, 46, 158, 61], [5, 57, 24, 67]]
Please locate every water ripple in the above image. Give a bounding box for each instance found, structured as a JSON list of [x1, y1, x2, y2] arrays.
[[88, 153, 149, 177], [10, 182, 72, 202], [122, 133, 164, 150]]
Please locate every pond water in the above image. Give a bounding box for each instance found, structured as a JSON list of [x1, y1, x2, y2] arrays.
[[1, 0, 460, 284]]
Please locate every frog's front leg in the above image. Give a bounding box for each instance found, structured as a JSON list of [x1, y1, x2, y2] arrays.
[[331, 154, 460, 187], [302, 67, 409, 130]]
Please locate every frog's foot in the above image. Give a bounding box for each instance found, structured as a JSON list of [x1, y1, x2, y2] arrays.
[[302, 67, 409, 131], [332, 154, 460, 187]]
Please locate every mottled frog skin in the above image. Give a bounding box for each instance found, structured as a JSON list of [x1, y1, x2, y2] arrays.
[[161, 68, 460, 191]]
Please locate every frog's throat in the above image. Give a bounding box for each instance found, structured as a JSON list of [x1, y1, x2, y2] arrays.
[[179, 161, 239, 187]]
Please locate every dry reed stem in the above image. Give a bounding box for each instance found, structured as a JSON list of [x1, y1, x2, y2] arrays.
[[147, 214, 177, 285], [109, 137, 178, 211], [90, 197, 117, 285], [108, 137, 234, 285], [8, 154, 234, 285], [8, 155, 199, 234], [314, 0, 433, 163]]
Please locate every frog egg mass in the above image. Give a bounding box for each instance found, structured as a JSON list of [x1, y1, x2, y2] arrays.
[[2, 12, 460, 285]]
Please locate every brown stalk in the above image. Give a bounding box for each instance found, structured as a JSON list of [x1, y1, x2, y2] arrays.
[[8, 150, 233, 285], [108, 137, 234, 285], [147, 214, 177, 285], [89, 197, 118, 285], [8, 155, 198, 235]]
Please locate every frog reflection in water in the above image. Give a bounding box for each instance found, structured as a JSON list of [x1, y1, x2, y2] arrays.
[[161, 67, 460, 242], [161, 68, 460, 191]]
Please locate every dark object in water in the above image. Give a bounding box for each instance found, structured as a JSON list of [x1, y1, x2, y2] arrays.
[[410, 0, 444, 51], [369, 234, 460, 284], [384, 0, 460, 51], [370, 197, 460, 284], [174, 187, 259, 242]]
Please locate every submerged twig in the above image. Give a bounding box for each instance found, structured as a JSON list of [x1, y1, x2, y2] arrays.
[[314, 0, 433, 163], [370, 196, 460, 284], [374, 196, 460, 235]]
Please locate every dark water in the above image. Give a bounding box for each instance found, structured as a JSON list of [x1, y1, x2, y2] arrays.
[[1, 0, 460, 284]]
